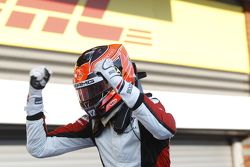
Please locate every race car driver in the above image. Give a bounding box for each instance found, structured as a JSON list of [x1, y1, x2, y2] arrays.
[[25, 44, 176, 167]]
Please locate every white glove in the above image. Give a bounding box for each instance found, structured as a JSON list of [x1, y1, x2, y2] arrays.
[[94, 58, 122, 91], [25, 66, 52, 116], [94, 59, 140, 108]]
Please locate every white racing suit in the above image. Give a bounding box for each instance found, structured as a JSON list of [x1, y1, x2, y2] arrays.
[[26, 84, 176, 167]]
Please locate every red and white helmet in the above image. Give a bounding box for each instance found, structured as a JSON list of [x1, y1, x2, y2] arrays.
[[73, 44, 136, 118]]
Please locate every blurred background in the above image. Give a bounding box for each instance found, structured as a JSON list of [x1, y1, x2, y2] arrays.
[[0, 0, 250, 167]]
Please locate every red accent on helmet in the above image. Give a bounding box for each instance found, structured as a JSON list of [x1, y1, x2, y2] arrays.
[[74, 63, 89, 83]]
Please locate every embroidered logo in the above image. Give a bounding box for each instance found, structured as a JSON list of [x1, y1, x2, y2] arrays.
[[34, 97, 42, 104], [126, 83, 133, 94]]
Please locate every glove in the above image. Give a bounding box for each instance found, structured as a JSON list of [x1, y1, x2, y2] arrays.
[[94, 58, 123, 91], [25, 66, 52, 116], [94, 59, 140, 108], [30, 66, 51, 90]]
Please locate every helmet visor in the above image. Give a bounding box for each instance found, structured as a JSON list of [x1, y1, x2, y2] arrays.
[[74, 77, 111, 110]]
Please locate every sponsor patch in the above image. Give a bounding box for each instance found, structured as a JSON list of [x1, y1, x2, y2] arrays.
[[108, 69, 116, 75], [126, 83, 133, 94], [34, 97, 42, 104]]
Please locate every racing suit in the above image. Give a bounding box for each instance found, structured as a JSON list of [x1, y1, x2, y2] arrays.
[[25, 67, 176, 167]]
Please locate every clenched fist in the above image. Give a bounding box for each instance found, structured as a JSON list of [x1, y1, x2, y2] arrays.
[[30, 66, 52, 90], [25, 66, 52, 116]]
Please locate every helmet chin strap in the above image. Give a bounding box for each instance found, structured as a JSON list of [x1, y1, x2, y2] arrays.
[[101, 102, 123, 126], [91, 102, 124, 137]]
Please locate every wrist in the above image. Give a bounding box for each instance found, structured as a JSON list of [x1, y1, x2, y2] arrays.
[[28, 86, 42, 97], [26, 112, 44, 121], [117, 81, 140, 108], [110, 76, 123, 91], [25, 93, 44, 116]]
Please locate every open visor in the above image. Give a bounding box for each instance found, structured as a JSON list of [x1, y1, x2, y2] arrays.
[[74, 77, 111, 109]]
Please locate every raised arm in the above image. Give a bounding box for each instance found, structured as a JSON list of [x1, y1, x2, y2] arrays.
[[25, 66, 94, 158], [94, 59, 176, 140]]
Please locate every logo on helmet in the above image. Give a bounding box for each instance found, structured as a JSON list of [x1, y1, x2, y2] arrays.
[[74, 76, 103, 89], [109, 98, 118, 107], [87, 109, 96, 117]]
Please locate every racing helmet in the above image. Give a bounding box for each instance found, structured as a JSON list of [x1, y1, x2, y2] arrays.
[[73, 44, 136, 118]]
